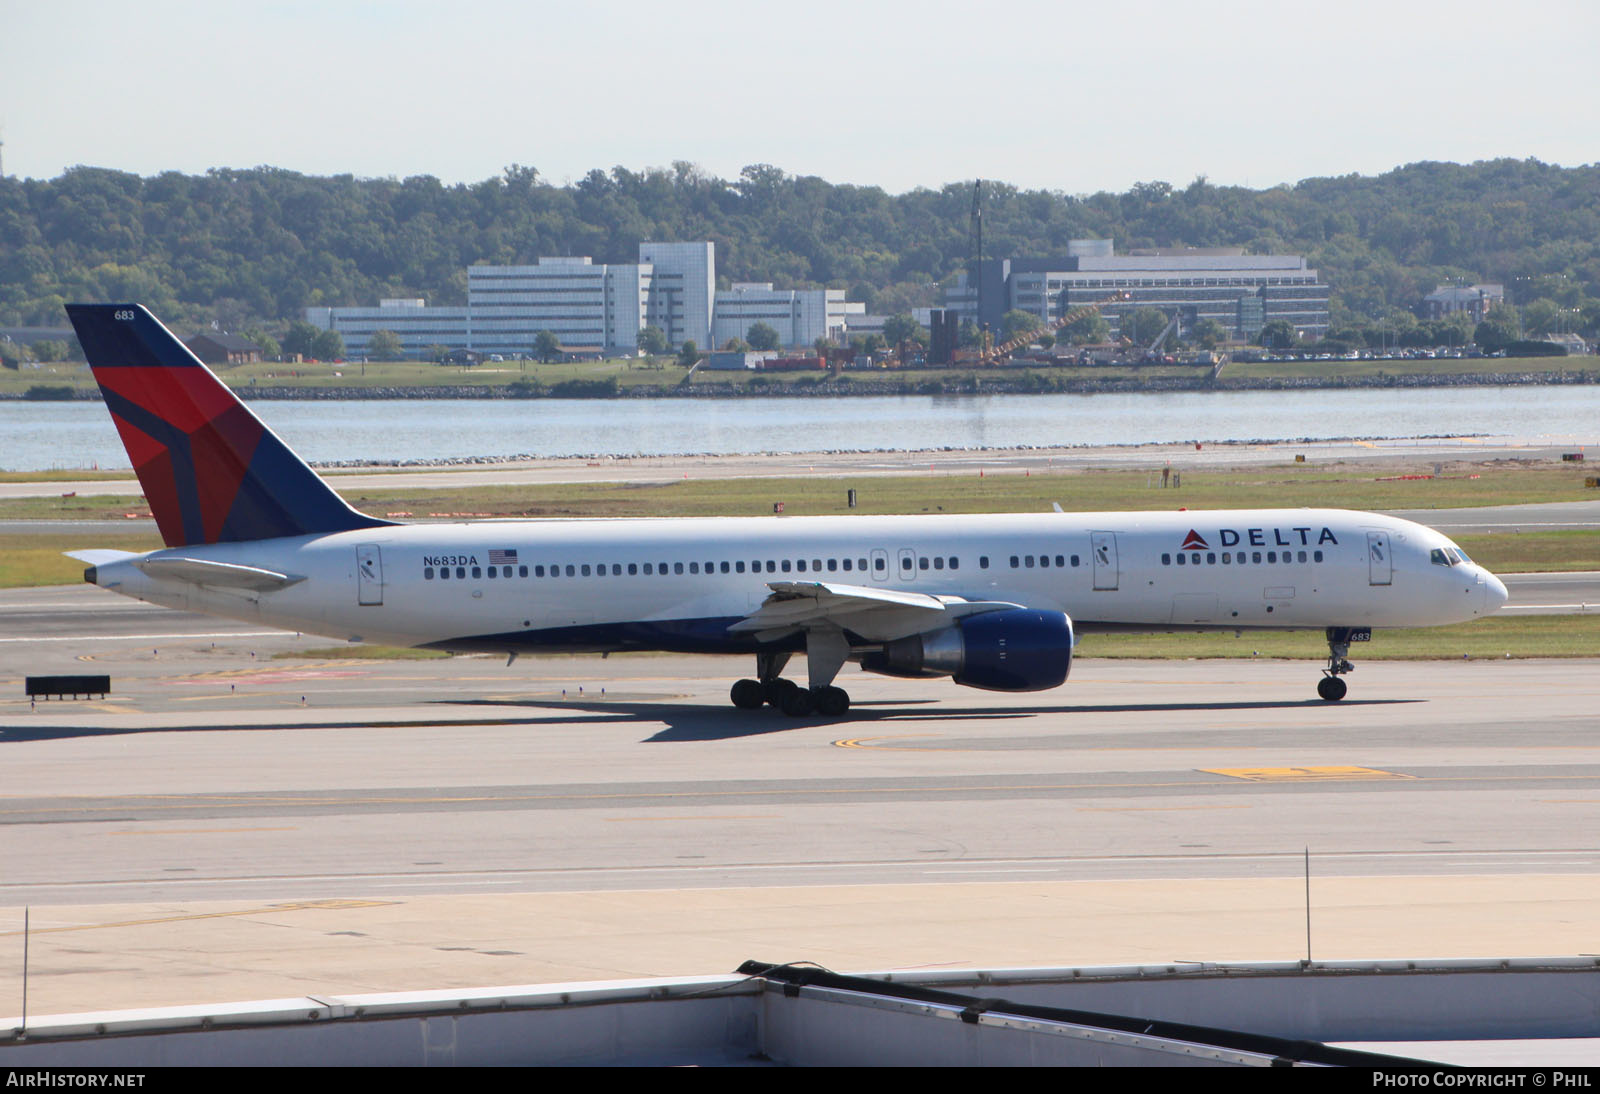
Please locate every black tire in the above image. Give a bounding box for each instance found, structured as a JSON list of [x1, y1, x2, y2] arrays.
[[1317, 676, 1348, 701], [731, 679, 765, 710], [814, 686, 850, 717], [779, 686, 814, 717]]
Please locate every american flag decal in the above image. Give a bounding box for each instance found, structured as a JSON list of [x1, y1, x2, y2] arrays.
[[490, 548, 518, 565]]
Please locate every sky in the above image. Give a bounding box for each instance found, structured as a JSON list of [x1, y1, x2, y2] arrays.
[[3, 0, 1596, 195]]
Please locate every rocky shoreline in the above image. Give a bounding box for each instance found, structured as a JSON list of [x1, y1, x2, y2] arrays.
[[12, 368, 1599, 401]]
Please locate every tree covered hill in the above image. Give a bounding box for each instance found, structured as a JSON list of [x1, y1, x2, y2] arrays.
[[3, 158, 1597, 337]]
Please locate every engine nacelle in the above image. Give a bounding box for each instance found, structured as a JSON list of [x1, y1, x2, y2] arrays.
[[858, 608, 1073, 692]]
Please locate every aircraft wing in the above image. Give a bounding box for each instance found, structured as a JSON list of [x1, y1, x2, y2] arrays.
[[728, 580, 1023, 643], [131, 556, 305, 592]]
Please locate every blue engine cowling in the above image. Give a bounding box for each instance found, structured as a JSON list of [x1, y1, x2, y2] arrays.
[[858, 609, 1073, 692]]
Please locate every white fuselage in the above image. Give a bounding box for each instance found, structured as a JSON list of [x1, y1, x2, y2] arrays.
[[87, 508, 1507, 654]]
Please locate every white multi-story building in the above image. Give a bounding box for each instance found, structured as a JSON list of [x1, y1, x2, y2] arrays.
[[310, 239, 849, 358], [639, 241, 714, 351], [467, 258, 652, 356], [303, 299, 469, 359], [952, 242, 1330, 341], [710, 283, 850, 348]]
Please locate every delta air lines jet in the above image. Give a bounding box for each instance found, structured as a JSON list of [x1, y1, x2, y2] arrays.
[[63, 305, 1508, 716]]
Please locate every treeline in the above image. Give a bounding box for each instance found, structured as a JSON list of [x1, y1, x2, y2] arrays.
[[4, 158, 1599, 340]]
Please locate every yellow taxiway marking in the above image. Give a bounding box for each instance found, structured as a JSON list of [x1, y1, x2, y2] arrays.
[[0, 899, 394, 937], [1202, 765, 1413, 782], [835, 734, 952, 751]]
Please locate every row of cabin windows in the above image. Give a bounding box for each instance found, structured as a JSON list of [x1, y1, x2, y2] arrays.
[[1161, 550, 1324, 566], [1007, 554, 1081, 569], [422, 555, 967, 581]]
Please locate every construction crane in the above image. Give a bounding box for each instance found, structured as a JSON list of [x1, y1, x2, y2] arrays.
[[976, 290, 1131, 365]]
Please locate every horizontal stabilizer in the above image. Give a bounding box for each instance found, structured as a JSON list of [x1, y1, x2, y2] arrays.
[[133, 556, 304, 591], [65, 549, 141, 567]]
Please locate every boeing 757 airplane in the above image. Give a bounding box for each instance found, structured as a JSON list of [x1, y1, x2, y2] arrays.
[[63, 305, 1508, 717]]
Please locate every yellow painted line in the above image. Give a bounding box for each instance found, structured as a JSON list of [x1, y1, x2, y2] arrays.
[[106, 826, 299, 835], [6, 769, 1598, 818], [1202, 765, 1413, 781], [0, 899, 394, 937], [835, 735, 954, 751]]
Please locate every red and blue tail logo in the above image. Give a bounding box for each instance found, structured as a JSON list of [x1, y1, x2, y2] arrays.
[[66, 304, 392, 548]]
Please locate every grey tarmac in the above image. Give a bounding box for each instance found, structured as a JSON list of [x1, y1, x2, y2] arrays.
[[1, 596, 1599, 1016]]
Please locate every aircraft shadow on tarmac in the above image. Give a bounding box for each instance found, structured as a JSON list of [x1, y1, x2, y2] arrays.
[[439, 696, 1420, 743], [0, 697, 1418, 745]]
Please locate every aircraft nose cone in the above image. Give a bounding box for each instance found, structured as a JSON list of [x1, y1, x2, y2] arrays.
[[1484, 571, 1509, 613]]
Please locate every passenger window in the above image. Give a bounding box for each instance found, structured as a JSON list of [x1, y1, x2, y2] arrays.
[[781, 560, 791, 573], [873, 557, 885, 571], [721, 561, 730, 573], [628, 563, 637, 575], [933, 557, 944, 570], [859, 558, 869, 571], [487, 567, 496, 579], [519, 565, 528, 577], [842, 558, 852, 571], [919, 557, 929, 570], [690, 562, 700, 574], [950, 558, 959, 570], [1039, 555, 1050, 568], [1266, 552, 1276, 564], [1162, 553, 1171, 565], [979, 556, 989, 569], [674, 562, 684, 575], [1251, 552, 1261, 563], [767, 560, 777, 573], [1009, 556, 1019, 568], [813, 559, 822, 571], [471, 567, 481, 578], [828, 559, 838, 572], [1025, 555, 1035, 568], [735, 561, 745, 573], [457, 567, 466, 579], [1071, 555, 1080, 567], [1177, 553, 1186, 565], [1221, 553, 1230, 564], [1314, 550, 1324, 562], [440, 568, 450, 580], [1207, 553, 1216, 564], [796, 560, 806, 572], [424, 567, 434, 580]]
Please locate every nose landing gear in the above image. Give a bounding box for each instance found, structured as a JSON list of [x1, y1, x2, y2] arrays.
[[1318, 626, 1365, 701]]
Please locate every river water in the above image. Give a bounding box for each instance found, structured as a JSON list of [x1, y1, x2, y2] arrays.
[[4, 387, 1599, 471]]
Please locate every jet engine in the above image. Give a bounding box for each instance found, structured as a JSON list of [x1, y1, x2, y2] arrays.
[[858, 608, 1073, 692]]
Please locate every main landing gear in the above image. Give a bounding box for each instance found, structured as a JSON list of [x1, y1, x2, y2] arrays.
[[730, 638, 853, 718], [1317, 626, 1357, 701]]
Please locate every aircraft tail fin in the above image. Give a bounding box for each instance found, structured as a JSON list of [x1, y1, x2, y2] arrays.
[[65, 304, 392, 548]]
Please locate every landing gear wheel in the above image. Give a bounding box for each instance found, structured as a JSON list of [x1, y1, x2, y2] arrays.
[[765, 677, 800, 707], [1317, 675, 1347, 702], [730, 679, 765, 710], [813, 686, 850, 717], [779, 686, 815, 717]]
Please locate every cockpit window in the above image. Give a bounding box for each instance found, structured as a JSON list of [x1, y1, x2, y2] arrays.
[[1451, 548, 1471, 564], [1430, 548, 1453, 566]]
